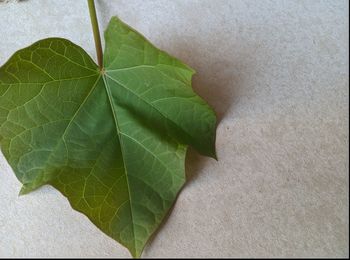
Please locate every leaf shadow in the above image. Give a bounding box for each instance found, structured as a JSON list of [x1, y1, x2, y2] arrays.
[[163, 34, 249, 182]]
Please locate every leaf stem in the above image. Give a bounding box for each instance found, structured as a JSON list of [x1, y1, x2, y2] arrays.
[[87, 0, 103, 69]]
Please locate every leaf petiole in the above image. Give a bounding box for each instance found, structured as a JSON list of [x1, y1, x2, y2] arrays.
[[87, 0, 103, 70]]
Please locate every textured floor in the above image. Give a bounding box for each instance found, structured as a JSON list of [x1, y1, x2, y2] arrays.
[[0, 0, 349, 258]]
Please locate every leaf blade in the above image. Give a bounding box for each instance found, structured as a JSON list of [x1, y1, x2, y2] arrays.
[[0, 16, 217, 258]]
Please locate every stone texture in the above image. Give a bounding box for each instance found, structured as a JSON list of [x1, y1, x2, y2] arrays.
[[0, 0, 348, 258]]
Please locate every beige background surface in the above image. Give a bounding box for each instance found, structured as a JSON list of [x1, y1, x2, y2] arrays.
[[0, 0, 349, 258]]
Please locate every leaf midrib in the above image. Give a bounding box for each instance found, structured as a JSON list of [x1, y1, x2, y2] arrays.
[[102, 74, 137, 256]]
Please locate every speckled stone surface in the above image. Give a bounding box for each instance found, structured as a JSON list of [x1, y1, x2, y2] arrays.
[[0, 0, 348, 258]]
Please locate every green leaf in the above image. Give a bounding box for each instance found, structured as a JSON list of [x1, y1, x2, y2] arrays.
[[0, 16, 216, 257]]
